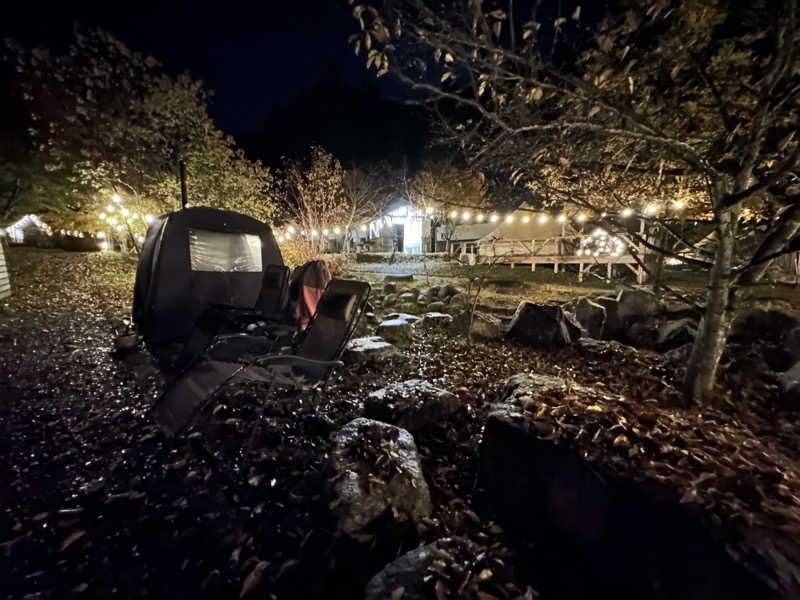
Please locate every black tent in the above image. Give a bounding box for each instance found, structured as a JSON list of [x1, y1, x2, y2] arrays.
[[133, 207, 283, 347]]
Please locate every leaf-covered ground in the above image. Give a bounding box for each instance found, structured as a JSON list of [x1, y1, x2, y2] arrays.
[[1, 247, 799, 599]]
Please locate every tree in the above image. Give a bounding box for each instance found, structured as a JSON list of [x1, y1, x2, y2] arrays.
[[404, 159, 490, 252], [6, 29, 276, 227], [278, 146, 349, 254], [341, 164, 392, 250], [351, 0, 800, 402]]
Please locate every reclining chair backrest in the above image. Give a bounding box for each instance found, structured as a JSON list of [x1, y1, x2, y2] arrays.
[[255, 264, 290, 319], [294, 279, 371, 379]]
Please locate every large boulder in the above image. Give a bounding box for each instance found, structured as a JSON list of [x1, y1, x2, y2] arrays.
[[365, 379, 459, 432], [399, 292, 417, 303], [479, 384, 788, 599], [616, 289, 663, 323], [563, 297, 606, 339], [364, 537, 483, 600], [786, 326, 800, 359], [657, 318, 698, 352], [627, 320, 660, 350], [778, 362, 800, 407], [383, 293, 399, 308], [438, 284, 458, 300], [420, 312, 453, 330], [377, 318, 415, 346], [595, 296, 625, 340], [470, 312, 502, 341], [343, 336, 399, 365], [427, 301, 447, 313], [330, 418, 432, 537], [506, 302, 578, 347], [729, 308, 800, 344]]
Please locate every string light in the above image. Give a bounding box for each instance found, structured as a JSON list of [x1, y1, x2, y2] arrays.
[[450, 210, 458, 219], [121, 208, 129, 217], [621, 207, 633, 217], [113, 194, 122, 203], [145, 215, 154, 224], [577, 213, 586, 222], [557, 214, 567, 223], [462, 211, 470, 221], [99, 213, 106, 220], [490, 214, 499, 222], [288, 226, 295, 233], [672, 201, 684, 210], [107, 205, 115, 213], [538, 215, 548, 224], [476, 214, 484, 222], [645, 204, 657, 215], [505, 215, 514, 223], [522, 216, 530, 224]]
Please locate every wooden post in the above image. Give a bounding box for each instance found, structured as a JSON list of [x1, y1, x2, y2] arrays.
[[554, 261, 559, 274], [179, 160, 188, 210], [579, 262, 584, 282], [606, 261, 612, 282]]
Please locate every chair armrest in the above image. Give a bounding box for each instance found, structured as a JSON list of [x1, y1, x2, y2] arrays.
[[252, 354, 343, 369]]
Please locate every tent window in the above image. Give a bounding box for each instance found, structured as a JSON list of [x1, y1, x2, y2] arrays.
[[188, 228, 262, 272]]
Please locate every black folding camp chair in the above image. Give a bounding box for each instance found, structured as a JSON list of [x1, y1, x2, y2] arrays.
[[154, 278, 371, 439], [174, 264, 291, 370]]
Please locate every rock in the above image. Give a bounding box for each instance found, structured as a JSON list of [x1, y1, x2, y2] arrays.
[[364, 537, 482, 600], [479, 407, 785, 600], [384, 312, 421, 324], [330, 418, 432, 537], [343, 336, 399, 364], [785, 327, 800, 362], [421, 312, 453, 330], [778, 362, 800, 406], [470, 312, 502, 341], [365, 379, 459, 432], [385, 273, 414, 282], [384, 282, 398, 294], [729, 308, 800, 344], [657, 318, 697, 351], [577, 338, 640, 360], [377, 318, 415, 346], [365, 312, 380, 325], [616, 289, 663, 323], [501, 372, 574, 409], [438, 284, 457, 299], [448, 291, 467, 305], [397, 302, 421, 315], [399, 292, 417, 303], [595, 296, 624, 340], [506, 302, 577, 347], [563, 297, 606, 339], [383, 293, 399, 308], [427, 301, 447, 312], [627, 321, 660, 349]]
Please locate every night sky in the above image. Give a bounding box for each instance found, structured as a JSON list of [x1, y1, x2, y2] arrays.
[[2, 0, 427, 165]]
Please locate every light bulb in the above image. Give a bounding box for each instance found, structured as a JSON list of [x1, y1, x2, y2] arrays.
[[557, 214, 566, 223], [577, 213, 586, 222], [505, 215, 514, 223], [99, 213, 106, 220], [522, 216, 530, 224], [113, 194, 122, 203], [621, 208, 633, 217], [538, 215, 548, 224], [145, 214, 154, 224], [490, 214, 499, 222], [462, 212, 470, 221]]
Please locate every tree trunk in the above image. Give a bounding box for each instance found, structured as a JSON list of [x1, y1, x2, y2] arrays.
[[683, 207, 736, 402]]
